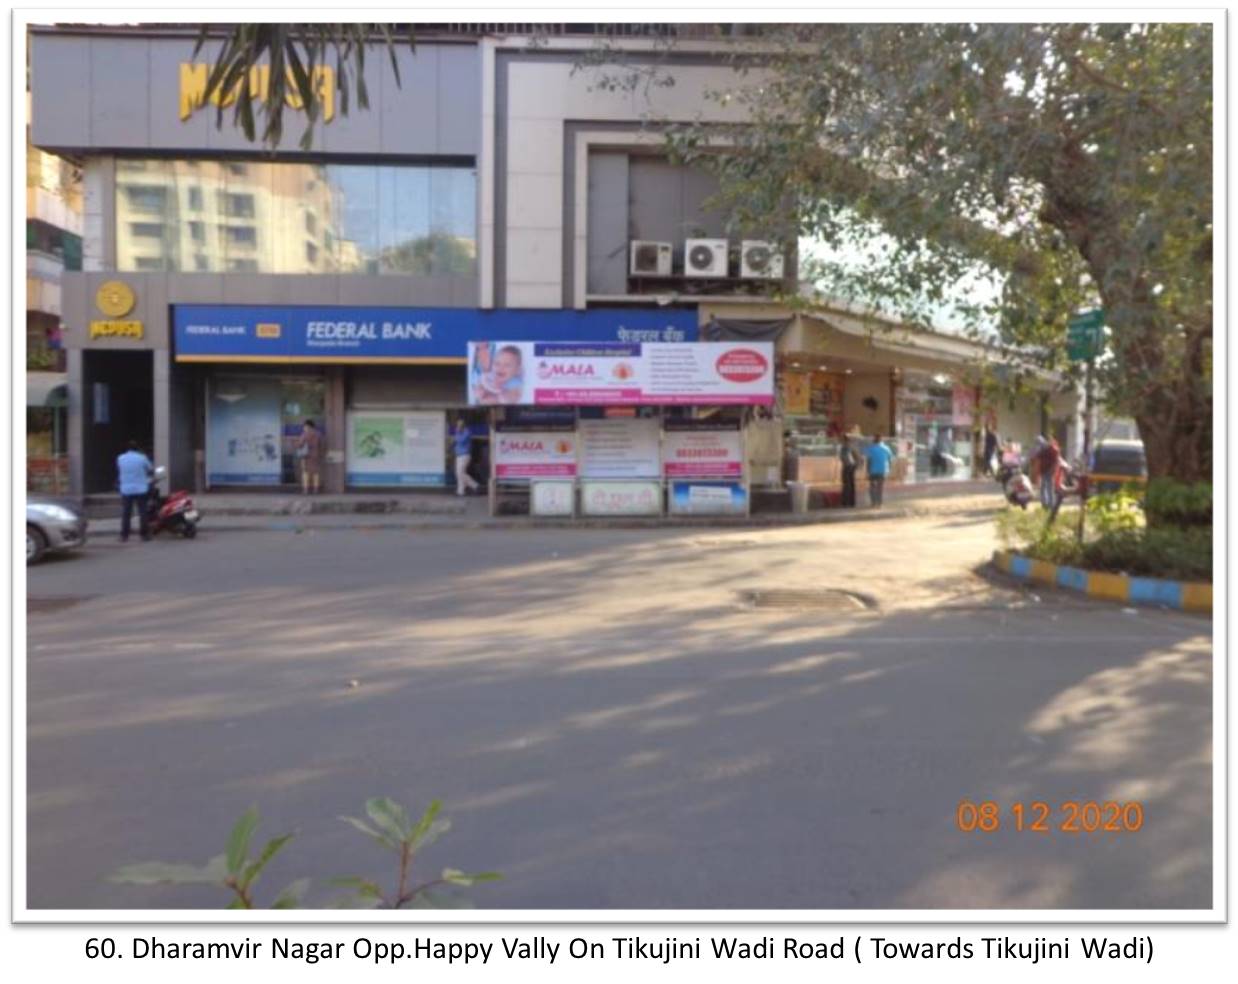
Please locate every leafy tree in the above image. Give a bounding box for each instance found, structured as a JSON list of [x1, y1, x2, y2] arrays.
[[378, 232, 478, 277], [645, 23, 1212, 481], [192, 24, 414, 149]]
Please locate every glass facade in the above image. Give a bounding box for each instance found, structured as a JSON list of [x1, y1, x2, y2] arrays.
[[115, 159, 477, 276]]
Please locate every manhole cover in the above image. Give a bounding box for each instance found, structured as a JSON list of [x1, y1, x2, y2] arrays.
[[739, 589, 877, 611], [27, 595, 96, 615]]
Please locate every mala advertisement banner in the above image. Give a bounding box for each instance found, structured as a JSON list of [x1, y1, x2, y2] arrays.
[[494, 431, 578, 479], [346, 411, 448, 486], [467, 342, 775, 406], [662, 429, 744, 478]]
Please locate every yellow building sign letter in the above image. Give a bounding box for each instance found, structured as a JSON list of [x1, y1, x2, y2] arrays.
[[179, 63, 335, 124]]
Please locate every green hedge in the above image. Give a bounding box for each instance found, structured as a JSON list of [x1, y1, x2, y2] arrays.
[[997, 506, 1212, 582]]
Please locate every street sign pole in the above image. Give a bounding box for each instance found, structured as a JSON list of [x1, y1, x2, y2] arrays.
[[1083, 357, 1094, 463]]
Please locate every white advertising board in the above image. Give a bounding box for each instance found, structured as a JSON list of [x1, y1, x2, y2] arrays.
[[578, 418, 662, 479], [346, 410, 448, 486], [581, 481, 664, 516], [531, 481, 575, 516]]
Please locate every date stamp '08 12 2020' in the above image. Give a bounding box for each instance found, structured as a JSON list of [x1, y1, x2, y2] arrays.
[[955, 800, 1145, 834]]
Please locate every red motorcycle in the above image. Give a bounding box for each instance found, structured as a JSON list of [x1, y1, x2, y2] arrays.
[[145, 467, 201, 538]]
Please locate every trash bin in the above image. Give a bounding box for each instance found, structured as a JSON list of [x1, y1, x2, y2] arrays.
[[789, 481, 810, 514]]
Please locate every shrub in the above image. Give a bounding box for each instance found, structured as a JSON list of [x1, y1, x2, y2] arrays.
[[1144, 478, 1212, 528]]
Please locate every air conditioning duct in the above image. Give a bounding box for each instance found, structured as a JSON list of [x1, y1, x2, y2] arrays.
[[740, 240, 785, 280], [684, 238, 728, 278], [629, 240, 673, 277]]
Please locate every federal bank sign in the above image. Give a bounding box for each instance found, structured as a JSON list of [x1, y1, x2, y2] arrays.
[[173, 306, 698, 364]]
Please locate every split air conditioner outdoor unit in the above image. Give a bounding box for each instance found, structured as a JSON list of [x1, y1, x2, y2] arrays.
[[684, 238, 729, 278], [629, 240, 673, 277], [740, 240, 785, 280]]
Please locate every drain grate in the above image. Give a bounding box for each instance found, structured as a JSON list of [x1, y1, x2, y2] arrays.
[[740, 588, 877, 611], [27, 595, 96, 615]]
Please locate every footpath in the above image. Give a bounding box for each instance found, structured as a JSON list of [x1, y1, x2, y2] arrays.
[[83, 480, 999, 537]]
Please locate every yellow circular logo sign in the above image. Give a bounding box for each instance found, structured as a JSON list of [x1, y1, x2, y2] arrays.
[[96, 280, 136, 318]]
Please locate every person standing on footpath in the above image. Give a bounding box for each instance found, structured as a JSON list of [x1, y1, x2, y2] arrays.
[[453, 418, 481, 496], [1031, 435, 1061, 510], [863, 433, 894, 508], [116, 439, 153, 542], [294, 419, 323, 495], [983, 426, 999, 476], [839, 433, 861, 507]]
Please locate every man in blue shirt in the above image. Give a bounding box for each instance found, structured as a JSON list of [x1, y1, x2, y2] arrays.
[[863, 433, 895, 507], [116, 439, 154, 542], [453, 419, 481, 496]]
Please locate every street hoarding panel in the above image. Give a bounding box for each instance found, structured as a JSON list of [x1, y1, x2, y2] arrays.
[[581, 481, 663, 516], [346, 410, 448, 486], [662, 428, 744, 478], [668, 480, 749, 515], [531, 481, 574, 516], [206, 377, 283, 485], [494, 431, 578, 479], [467, 341, 775, 407], [173, 306, 697, 363], [578, 418, 662, 479]]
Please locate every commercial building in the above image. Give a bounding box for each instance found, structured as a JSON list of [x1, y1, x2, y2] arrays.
[[30, 24, 1078, 500], [26, 89, 82, 492]]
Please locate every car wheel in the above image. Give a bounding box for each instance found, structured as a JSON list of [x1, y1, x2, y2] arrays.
[[27, 525, 47, 565]]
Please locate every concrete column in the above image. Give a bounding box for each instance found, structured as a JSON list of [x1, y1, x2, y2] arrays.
[[324, 368, 346, 493], [66, 348, 84, 497], [153, 349, 171, 476]]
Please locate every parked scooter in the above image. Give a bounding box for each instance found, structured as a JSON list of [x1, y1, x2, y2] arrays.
[[145, 466, 201, 538], [995, 459, 1035, 509]]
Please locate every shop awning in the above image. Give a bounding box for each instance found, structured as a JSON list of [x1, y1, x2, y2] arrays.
[[703, 317, 793, 342], [27, 371, 68, 408]]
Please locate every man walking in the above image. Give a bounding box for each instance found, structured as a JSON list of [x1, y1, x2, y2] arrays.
[[839, 433, 860, 507], [863, 433, 894, 507], [453, 418, 481, 496], [116, 439, 153, 542]]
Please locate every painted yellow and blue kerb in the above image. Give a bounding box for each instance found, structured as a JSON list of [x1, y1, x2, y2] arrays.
[[992, 551, 1211, 614]]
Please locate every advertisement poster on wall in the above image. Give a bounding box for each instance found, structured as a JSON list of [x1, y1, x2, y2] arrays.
[[207, 378, 283, 485], [531, 481, 574, 517], [663, 429, 744, 478], [467, 341, 775, 406], [346, 410, 448, 486], [581, 481, 663, 516], [578, 419, 661, 479], [494, 431, 578, 478], [668, 481, 748, 515]]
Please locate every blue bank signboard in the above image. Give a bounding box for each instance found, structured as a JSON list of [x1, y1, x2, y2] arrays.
[[173, 306, 699, 363]]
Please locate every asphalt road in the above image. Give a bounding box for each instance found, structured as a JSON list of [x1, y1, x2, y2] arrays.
[[24, 513, 1213, 910]]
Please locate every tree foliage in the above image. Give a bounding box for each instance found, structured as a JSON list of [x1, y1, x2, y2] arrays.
[[649, 23, 1212, 480], [193, 24, 414, 149]]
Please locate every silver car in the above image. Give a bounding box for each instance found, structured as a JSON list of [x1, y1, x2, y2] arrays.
[[27, 497, 89, 564]]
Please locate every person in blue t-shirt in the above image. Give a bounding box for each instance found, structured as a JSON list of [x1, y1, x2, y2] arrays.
[[453, 419, 481, 496], [862, 433, 895, 508], [115, 439, 154, 542]]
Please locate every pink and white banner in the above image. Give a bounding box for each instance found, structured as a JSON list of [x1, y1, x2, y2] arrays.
[[493, 432, 577, 478], [663, 429, 744, 478], [468, 341, 775, 407]]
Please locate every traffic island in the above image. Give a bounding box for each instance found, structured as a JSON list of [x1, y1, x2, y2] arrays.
[[991, 549, 1212, 614]]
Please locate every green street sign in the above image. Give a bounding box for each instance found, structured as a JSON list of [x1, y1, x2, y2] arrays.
[[1067, 309, 1105, 361]]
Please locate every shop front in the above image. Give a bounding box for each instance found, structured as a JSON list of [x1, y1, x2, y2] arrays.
[[472, 340, 774, 517], [171, 305, 698, 492]]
